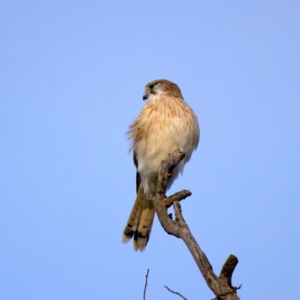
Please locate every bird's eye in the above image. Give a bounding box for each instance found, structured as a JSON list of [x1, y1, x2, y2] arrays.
[[149, 84, 155, 89]]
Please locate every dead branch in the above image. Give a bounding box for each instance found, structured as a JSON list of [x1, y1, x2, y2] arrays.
[[143, 269, 150, 300], [211, 285, 242, 300], [165, 285, 188, 300], [154, 150, 241, 300]]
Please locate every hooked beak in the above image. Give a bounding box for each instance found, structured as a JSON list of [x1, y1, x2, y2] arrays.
[[142, 94, 148, 101]]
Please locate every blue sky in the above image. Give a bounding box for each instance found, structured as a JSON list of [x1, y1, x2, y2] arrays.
[[0, 1, 299, 299]]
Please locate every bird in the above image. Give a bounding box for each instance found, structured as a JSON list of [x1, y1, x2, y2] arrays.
[[122, 79, 200, 251]]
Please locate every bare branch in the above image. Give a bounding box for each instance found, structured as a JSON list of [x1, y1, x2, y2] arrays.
[[211, 285, 242, 300], [164, 286, 188, 300], [164, 190, 192, 208], [173, 201, 187, 227], [143, 269, 149, 300], [154, 150, 241, 300], [219, 255, 239, 288]]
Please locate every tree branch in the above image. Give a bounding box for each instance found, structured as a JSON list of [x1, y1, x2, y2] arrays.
[[211, 285, 242, 300], [143, 269, 149, 300], [164, 286, 188, 300], [154, 150, 241, 300]]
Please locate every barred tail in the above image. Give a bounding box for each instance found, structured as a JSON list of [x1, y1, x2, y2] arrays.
[[122, 187, 155, 251]]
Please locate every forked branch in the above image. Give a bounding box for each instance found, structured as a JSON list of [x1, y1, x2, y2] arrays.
[[154, 150, 241, 300]]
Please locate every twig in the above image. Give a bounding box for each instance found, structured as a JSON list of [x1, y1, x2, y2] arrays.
[[143, 269, 150, 300], [211, 285, 242, 300], [164, 286, 188, 300]]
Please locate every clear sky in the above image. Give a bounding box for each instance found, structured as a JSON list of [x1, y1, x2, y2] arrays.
[[0, 1, 299, 299]]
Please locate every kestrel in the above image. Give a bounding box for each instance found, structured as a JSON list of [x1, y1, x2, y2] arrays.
[[122, 79, 200, 251]]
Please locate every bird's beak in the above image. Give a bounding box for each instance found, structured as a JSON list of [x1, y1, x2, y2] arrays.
[[143, 94, 148, 101]]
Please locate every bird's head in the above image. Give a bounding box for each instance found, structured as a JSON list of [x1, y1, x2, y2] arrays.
[[143, 79, 183, 100]]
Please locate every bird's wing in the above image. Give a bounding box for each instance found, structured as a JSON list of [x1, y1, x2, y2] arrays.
[[133, 151, 141, 194]]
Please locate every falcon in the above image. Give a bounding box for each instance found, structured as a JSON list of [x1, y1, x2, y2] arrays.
[[122, 79, 200, 251]]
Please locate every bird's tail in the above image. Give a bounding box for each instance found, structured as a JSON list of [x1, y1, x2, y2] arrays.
[[122, 187, 155, 251]]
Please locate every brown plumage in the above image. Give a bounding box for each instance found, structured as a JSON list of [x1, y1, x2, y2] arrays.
[[122, 79, 200, 251]]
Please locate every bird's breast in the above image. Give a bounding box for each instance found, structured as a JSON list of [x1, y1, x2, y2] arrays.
[[129, 96, 199, 197], [134, 112, 193, 179]]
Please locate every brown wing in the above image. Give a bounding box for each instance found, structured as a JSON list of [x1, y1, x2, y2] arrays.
[[133, 151, 141, 194]]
